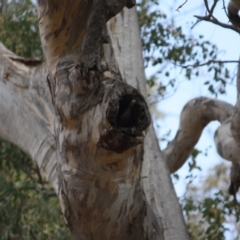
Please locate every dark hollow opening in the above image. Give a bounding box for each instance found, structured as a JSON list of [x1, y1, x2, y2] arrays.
[[116, 95, 137, 128]]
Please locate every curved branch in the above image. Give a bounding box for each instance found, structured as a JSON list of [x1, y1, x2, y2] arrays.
[[214, 118, 240, 163], [164, 97, 234, 173], [215, 116, 240, 199], [194, 15, 240, 33], [0, 43, 58, 191], [194, 0, 240, 34]]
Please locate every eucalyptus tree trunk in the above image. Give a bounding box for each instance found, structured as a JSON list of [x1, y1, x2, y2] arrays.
[[0, 0, 189, 239], [6, 0, 240, 239]]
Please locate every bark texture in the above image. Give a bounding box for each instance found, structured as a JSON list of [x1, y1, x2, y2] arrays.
[[0, 0, 190, 238], [2, 0, 240, 239], [164, 97, 234, 173], [37, 1, 153, 239], [0, 43, 58, 191], [108, 9, 190, 240]]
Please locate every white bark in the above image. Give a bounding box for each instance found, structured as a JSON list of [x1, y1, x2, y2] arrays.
[[214, 118, 240, 163], [164, 97, 234, 173], [109, 7, 190, 240], [0, 43, 58, 192]]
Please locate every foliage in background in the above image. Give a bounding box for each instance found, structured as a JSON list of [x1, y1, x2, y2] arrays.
[[181, 162, 240, 240], [138, 0, 232, 100], [0, 141, 70, 239], [0, 0, 42, 59]]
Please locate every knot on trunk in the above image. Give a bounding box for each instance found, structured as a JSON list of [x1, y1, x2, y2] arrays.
[[101, 86, 150, 153]]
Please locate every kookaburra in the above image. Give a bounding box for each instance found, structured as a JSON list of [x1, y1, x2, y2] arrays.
[[228, 0, 240, 27]]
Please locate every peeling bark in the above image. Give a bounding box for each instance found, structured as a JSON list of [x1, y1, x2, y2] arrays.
[[37, 1, 153, 239]]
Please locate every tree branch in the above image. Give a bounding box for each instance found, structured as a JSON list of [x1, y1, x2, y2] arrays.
[[176, 0, 188, 12], [231, 60, 240, 148], [193, 0, 240, 34], [214, 118, 240, 163], [0, 43, 58, 192], [179, 60, 240, 69], [194, 14, 240, 33], [163, 97, 234, 173]]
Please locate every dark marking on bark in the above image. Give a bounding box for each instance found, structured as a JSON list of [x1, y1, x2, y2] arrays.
[[54, 17, 67, 38], [214, 129, 219, 139], [80, 0, 135, 72], [70, 83, 104, 117], [45, 32, 53, 41], [229, 163, 240, 203], [9, 57, 42, 67], [217, 141, 223, 156], [56, 91, 70, 106], [121, 8, 124, 18], [117, 38, 122, 52], [4, 72, 10, 81], [100, 128, 143, 153]]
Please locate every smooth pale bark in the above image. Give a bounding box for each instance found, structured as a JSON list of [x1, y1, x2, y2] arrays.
[[0, 44, 58, 191], [164, 97, 234, 173], [109, 8, 190, 239], [214, 118, 240, 163]]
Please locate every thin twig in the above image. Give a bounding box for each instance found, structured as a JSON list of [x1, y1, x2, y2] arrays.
[[209, 0, 218, 17], [222, 0, 228, 18], [176, 0, 188, 12], [194, 15, 240, 34], [203, 0, 210, 13], [176, 60, 240, 69]]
